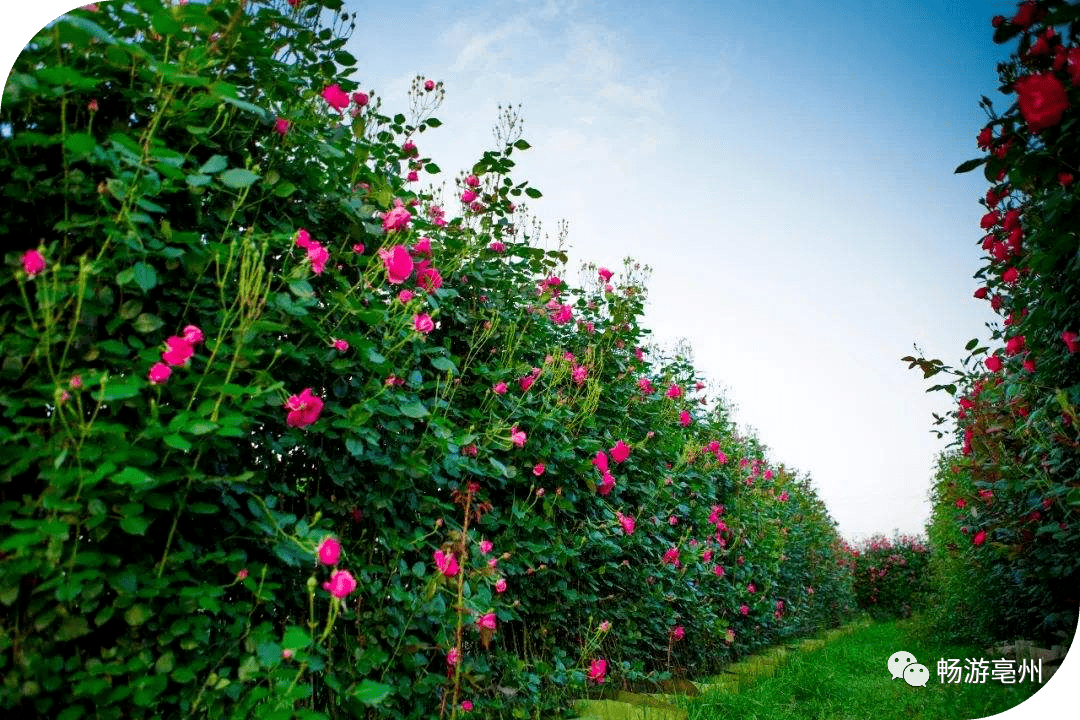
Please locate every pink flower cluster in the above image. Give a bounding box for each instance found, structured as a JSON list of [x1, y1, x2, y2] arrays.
[[149, 324, 204, 385], [315, 537, 357, 599], [296, 228, 329, 275]]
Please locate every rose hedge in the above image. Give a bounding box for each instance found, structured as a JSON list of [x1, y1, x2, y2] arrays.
[[846, 534, 930, 619], [910, 0, 1080, 646], [0, 2, 855, 718]]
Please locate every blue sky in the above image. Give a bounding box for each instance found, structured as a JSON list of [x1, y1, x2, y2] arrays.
[[339, 0, 1016, 542]]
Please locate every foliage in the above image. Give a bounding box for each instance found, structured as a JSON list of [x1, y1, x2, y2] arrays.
[[909, 0, 1080, 646], [0, 1, 854, 717], [846, 534, 930, 619]]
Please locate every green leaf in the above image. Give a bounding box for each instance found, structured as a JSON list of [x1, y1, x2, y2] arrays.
[[954, 157, 986, 174], [124, 604, 150, 626], [430, 356, 456, 373], [98, 378, 142, 401], [964, 338, 979, 351], [113, 467, 153, 486], [55, 616, 91, 642], [133, 313, 164, 334], [186, 420, 218, 435], [274, 181, 297, 197], [399, 401, 429, 418], [133, 262, 157, 292], [513, 139, 531, 150], [199, 155, 228, 174], [426, 118, 442, 128], [150, 11, 181, 36], [186, 174, 212, 187], [283, 626, 311, 650], [354, 679, 392, 705], [524, 187, 542, 199], [219, 168, 260, 189], [64, 133, 97, 157], [164, 433, 192, 452], [120, 515, 151, 535]]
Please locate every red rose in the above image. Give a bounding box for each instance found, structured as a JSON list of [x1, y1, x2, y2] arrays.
[[1014, 73, 1069, 133], [1011, 1, 1037, 29], [976, 126, 993, 150]]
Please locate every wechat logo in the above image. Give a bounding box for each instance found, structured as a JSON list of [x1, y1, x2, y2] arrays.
[[888, 650, 929, 687]]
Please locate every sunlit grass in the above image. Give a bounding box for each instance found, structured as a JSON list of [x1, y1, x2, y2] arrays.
[[681, 619, 1042, 720]]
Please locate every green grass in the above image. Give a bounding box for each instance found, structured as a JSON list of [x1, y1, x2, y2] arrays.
[[680, 619, 1043, 720]]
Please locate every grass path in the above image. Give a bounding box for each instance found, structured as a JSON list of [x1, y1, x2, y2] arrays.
[[574, 618, 1045, 720]]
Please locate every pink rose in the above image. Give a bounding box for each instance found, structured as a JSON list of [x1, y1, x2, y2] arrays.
[[672, 626, 685, 641], [1014, 73, 1069, 133], [597, 473, 615, 496], [274, 117, 290, 136], [740, 603, 749, 616], [382, 206, 412, 232], [495, 578, 507, 593], [434, 549, 459, 577], [533, 463, 545, 476], [378, 245, 414, 284], [148, 362, 172, 385], [479, 539, 493, 554], [593, 451, 609, 474], [317, 536, 342, 565], [662, 547, 680, 566], [1002, 266, 1020, 284], [476, 612, 496, 631], [598, 267, 613, 282], [460, 700, 473, 712], [333, 338, 349, 352], [284, 388, 323, 428], [424, 79, 435, 91], [616, 511, 635, 535], [972, 530, 987, 546], [22, 249, 46, 277], [447, 648, 460, 666], [609, 440, 630, 464], [666, 383, 683, 399], [182, 325, 204, 344], [493, 381, 508, 395], [679, 410, 691, 427], [599, 621, 612, 632], [322, 569, 357, 598], [321, 84, 350, 111], [416, 262, 443, 292], [461, 189, 478, 203], [162, 336, 195, 366], [352, 92, 369, 107], [510, 426, 526, 448], [488, 241, 505, 252], [588, 658, 607, 684], [397, 290, 414, 303], [466, 174, 480, 187], [414, 313, 434, 334], [1062, 331, 1079, 353]]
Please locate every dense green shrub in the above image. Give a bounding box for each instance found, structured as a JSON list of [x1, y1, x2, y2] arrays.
[[910, 0, 1080, 646], [0, 2, 855, 717], [847, 533, 930, 619]]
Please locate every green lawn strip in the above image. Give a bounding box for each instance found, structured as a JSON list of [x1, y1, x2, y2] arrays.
[[571, 620, 870, 718], [682, 619, 1043, 720]]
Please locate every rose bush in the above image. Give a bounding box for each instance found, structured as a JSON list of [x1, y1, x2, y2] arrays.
[[910, 0, 1079, 647], [1, 1, 854, 718]]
